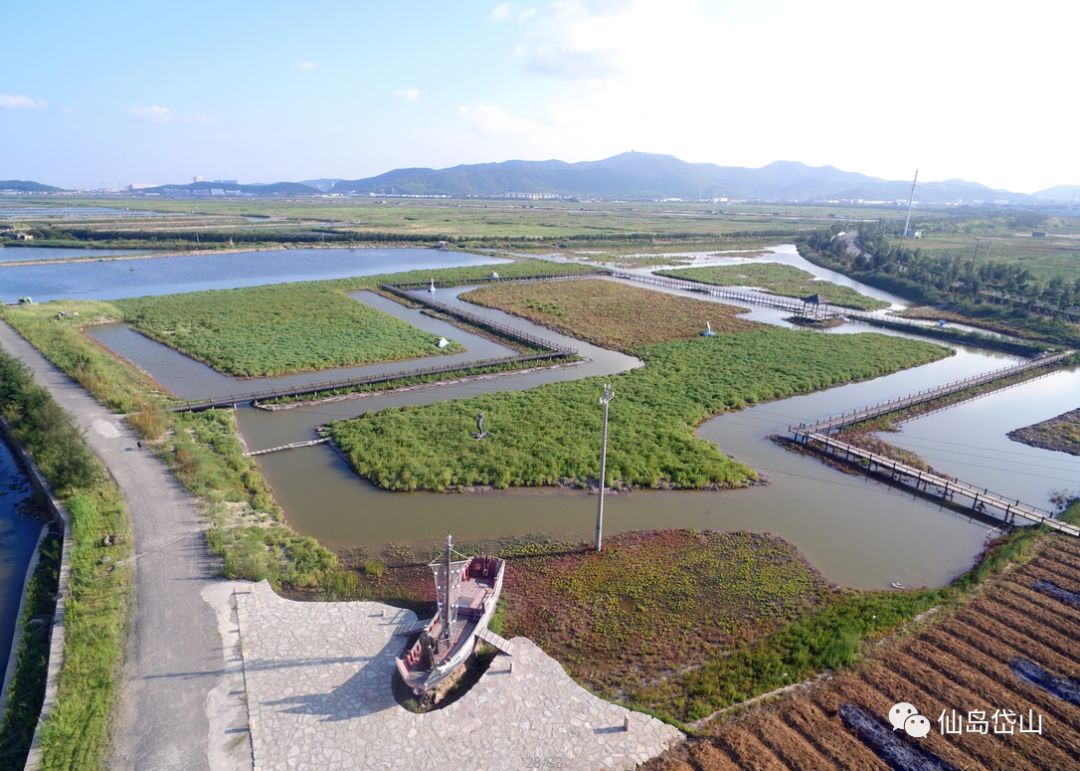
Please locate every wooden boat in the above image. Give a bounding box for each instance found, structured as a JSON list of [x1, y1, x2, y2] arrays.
[[395, 535, 505, 696]]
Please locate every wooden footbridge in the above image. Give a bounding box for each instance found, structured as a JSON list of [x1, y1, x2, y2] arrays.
[[242, 437, 329, 457], [613, 271, 840, 317], [789, 348, 1078, 536], [794, 349, 1073, 436], [165, 349, 569, 413], [790, 430, 1080, 536]]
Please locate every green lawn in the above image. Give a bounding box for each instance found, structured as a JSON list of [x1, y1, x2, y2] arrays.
[[331, 327, 949, 491], [117, 285, 462, 377], [656, 263, 890, 311]]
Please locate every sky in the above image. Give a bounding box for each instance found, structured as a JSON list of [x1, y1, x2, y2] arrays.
[[1, 0, 1076, 192]]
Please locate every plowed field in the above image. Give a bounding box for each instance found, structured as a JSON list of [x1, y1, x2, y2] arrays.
[[646, 534, 1080, 770]]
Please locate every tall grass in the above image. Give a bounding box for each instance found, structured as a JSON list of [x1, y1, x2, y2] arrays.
[[0, 353, 133, 770], [332, 328, 950, 491]]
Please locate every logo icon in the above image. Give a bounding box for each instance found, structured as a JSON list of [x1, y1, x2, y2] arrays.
[[889, 702, 931, 738]]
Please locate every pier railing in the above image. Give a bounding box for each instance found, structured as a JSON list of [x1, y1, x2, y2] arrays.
[[792, 350, 1073, 436], [167, 350, 569, 413], [791, 430, 1079, 536], [612, 271, 831, 315]]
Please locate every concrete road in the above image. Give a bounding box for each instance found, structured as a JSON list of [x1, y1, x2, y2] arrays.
[[0, 321, 249, 770]]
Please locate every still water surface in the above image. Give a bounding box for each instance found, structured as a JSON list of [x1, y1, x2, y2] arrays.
[[0, 247, 507, 303], [0, 440, 45, 686], [0, 246, 153, 263], [881, 369, 1080, 509]]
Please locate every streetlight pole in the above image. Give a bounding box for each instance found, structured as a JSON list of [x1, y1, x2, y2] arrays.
[[595, 383, 614, 552]]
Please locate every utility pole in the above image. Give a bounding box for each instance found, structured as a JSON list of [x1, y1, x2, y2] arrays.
[[902, 168, 918, 239], [595, 383, 614, 552]]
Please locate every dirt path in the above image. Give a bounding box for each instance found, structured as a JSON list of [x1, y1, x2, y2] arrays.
[[0, 320, 250, 770]]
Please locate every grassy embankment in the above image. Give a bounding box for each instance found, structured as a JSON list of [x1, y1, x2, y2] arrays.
[[0, 536, 59, 770], [655, 263, 890, 311], [1008, 407, 1080, 456], [0, 353, 133, 770], [0, 258, 598, 590], [117, 285, 464, 377], [623, 502, 1078, 724], [331, 280, 949, 491]]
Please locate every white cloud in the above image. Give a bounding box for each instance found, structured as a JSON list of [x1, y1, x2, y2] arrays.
[[395, 87, 421, 102], [127, 105, 213, 125], [489, 2, 512, 21], [297, 60, 318, 71], [0, 93, 46, 109], [517, 7, 537, 23], [457, 103, 539, 137]]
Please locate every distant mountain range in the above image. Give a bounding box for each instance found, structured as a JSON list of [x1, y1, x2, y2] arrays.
[[327, 153, 1053, 204], [5, 154, 1078, 203]]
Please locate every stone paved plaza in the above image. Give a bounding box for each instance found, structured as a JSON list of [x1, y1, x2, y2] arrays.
[[230, 580, 682, 770]]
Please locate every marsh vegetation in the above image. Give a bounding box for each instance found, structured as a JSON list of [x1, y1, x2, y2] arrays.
[[118, 285, 462, 377]]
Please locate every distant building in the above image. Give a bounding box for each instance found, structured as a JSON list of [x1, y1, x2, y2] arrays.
[[1032, 231, 1047, 238]]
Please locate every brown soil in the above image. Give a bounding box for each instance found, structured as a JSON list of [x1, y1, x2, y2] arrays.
[[461, 278, 762, 352], [643, 534, 1080, 770]]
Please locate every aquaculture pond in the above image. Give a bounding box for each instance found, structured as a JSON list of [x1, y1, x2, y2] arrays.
[[0, 439, 45, 687], [0, 247, 507, 303]]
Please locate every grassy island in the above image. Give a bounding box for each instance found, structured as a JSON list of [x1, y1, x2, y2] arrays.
[[1008, 407, 1080, 456], [116, 284, 462, 377], [331, 281, 949, 491]]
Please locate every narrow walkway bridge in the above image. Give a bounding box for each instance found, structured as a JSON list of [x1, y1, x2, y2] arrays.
[[793, 350, 1073, 436], [242, 437, 329, 457], [791, 430, 1080, 536], [613, 271, 1052, 350], [613, 271, 839, 317], [166, 350, 569, 413]]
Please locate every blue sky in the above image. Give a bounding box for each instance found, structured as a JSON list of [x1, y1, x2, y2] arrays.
[[2, 1, 1076, 192]]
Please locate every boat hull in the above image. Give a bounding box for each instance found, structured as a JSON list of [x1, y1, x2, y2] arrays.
[[396, 555, 505, 696]]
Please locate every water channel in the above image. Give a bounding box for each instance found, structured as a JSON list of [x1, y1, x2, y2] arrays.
[[8, 244, 1077, 594], [0, 439, 44, 686]]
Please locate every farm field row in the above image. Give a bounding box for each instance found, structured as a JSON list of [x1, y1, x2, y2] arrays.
[[645, 522, 1080, 769]]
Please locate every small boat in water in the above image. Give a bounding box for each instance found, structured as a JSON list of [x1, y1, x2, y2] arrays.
[[396, 535, 505, 696]]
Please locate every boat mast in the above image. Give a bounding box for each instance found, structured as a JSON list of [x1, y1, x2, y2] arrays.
[[442, 534, 452, 641]]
